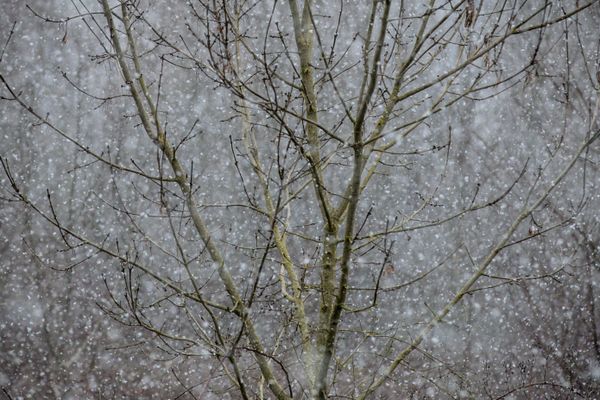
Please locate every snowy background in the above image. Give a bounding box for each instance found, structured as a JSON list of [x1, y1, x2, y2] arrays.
[[1, 0, 599, 399]]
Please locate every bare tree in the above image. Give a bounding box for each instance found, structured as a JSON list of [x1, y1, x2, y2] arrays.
[[1, 0, 599, 398]]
